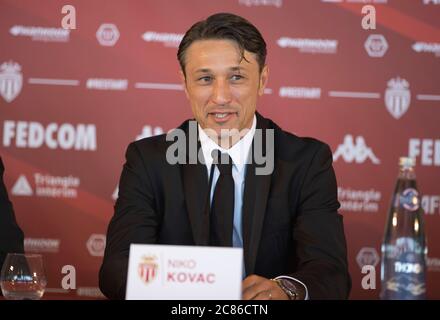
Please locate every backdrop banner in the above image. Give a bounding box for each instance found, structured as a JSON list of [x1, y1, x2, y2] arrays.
[[1, 0, 439, 299]]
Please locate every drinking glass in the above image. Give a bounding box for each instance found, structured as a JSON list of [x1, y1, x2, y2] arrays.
[[1, 253, 47, 300]]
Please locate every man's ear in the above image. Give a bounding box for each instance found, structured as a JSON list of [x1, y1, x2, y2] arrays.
[[180, 70, 189, 99], [258, 65, 269, 96]]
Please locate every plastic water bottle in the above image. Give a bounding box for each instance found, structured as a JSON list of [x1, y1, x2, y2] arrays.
[[380, 157, 427, 299]]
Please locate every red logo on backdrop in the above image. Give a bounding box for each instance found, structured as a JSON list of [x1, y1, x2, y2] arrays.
[[138, 255, 158, 284]]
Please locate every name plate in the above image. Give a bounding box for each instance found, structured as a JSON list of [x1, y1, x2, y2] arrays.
[[126, 244, 243, 300]]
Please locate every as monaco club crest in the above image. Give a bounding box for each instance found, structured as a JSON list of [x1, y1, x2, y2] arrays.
[[385, 77, 411, 120], [138, 255, 158, 284], [0, 61, 22, 103]]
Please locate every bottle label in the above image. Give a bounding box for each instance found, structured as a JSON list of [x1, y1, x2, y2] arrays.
[[382, 239, 426, 299], [400, 188, 420, 211]]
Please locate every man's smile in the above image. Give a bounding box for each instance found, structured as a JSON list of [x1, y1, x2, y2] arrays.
[[208, 111, 238, 123]]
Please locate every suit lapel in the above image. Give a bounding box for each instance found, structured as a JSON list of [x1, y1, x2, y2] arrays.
[[182, 162, 209, 246], [180, 113, 274, 266], [180, 120, 210, 246], [243, 113, 273, 275]]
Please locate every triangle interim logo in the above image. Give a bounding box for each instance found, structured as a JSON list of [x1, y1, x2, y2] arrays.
[[11, 175, 33, 196]]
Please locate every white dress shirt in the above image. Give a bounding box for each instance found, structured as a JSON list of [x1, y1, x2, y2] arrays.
[[198, 114, 309, 299]]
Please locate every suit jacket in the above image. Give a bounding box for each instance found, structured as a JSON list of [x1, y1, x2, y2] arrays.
[[99, 113, 351, 299], [0, 157, 24, 273]]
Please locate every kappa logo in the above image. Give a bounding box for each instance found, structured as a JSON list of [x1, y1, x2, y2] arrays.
[[0, 61, 22, 103], [385, 77, 411, 119], [138, 255, 158, 284], [333, 135, 380, 164], [11, 175, 33, 196]]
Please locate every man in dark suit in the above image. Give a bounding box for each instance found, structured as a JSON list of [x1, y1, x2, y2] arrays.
[[100, 12, 351, 300], [0, 157, 25, 274]]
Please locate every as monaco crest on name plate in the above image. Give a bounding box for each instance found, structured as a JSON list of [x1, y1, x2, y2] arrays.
[[138, 255, 158, 284]]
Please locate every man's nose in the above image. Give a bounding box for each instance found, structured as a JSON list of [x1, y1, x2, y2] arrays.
[[211, 79, 232, 105]]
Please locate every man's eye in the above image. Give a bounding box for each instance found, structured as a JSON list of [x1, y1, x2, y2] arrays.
[[231, 74, 244, 81], [198, 76, 212, 83]]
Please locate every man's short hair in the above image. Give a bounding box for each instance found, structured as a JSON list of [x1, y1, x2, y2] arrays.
[[177, 12, 267, 76]]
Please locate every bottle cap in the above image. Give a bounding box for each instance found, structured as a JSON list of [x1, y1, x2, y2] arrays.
[[399, 157, 416, 168]]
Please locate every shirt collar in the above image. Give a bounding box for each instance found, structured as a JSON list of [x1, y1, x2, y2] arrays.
[[198, 114, 256, 174]]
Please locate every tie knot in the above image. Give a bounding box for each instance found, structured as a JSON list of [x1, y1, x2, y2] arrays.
[[211, 150, 233, 175]]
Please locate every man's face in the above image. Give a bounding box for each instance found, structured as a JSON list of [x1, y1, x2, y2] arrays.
[[181, 39, 268, 138]]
